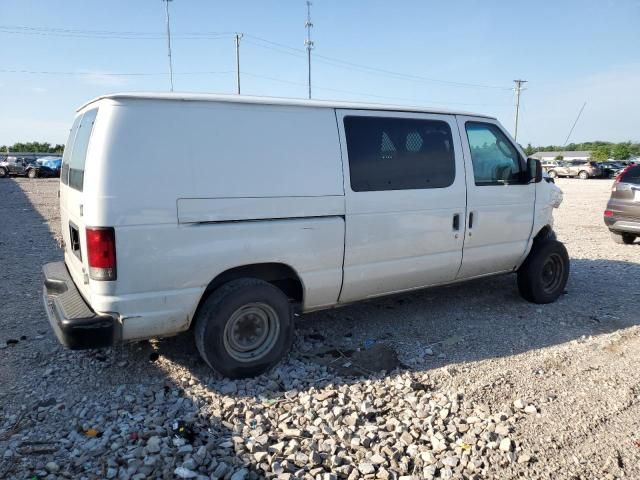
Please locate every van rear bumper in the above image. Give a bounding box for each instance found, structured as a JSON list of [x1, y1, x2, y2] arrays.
[[42, 261, 120, 349]]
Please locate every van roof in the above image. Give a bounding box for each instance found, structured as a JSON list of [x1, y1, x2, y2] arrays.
[[79, 92, 496, 119]]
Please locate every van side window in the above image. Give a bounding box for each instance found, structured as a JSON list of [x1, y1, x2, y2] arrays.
[[344, 116, 456, 192], [60, 116, 81, 186], [67, 108, 98, 191], [465, 122, 524, 186]]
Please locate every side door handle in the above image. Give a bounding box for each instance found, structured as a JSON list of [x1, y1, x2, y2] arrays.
[[469, 211, 475, 229], [452, 213, 460, 231]]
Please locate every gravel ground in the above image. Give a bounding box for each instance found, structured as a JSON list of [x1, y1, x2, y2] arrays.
[[1, 177, 639, 480]]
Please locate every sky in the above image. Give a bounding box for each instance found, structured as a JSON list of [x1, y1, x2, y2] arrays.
[[1, 0, 639, 147]]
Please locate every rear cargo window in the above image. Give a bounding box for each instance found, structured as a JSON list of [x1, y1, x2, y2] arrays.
[[64, 108, 98, 191], [620, 165, 640, 184], [60, 116, 81, 186], [344, 116, 455, 192]]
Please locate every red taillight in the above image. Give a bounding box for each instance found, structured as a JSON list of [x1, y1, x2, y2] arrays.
[[86, 227, 117, 281], [604, 210, 614, 218]]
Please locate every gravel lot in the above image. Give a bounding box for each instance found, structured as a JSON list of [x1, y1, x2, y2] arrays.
[[1, 177, 639, 480]]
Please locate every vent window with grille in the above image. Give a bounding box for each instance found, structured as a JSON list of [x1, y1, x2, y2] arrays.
[[344, 116, 456, 192]]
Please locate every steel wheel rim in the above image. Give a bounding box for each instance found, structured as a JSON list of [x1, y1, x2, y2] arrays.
[[223, 303, 280, 362], [541, 253, 564, 294]]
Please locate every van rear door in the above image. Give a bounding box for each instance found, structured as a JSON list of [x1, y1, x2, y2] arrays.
[[59, 108, 99, 296]]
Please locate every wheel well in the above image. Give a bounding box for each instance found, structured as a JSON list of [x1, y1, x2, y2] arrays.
[[203, 263, 304, 305], [533, 225, 555, 244]]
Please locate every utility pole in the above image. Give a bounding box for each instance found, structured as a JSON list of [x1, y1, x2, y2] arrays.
[[304, 1, 314, 99], [163, 0, 174, 92], [235, 33, 243, 94], [513, 79, 527, 141]]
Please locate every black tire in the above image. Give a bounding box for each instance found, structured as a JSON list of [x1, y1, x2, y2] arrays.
[[0, 167, 6, 178], [547, 170, 557, 179], [517, 239, 570, 304], [611, 232, 637, 245], [194, 278, 294, 378], [578, 170, 589, 180], [27, 168, 37, 179]]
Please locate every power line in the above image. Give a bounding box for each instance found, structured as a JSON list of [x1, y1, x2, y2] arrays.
[[0, 24, 235, 39], [243, 38, 307, 59], [241, 71, 512, 107], [244, 34, 511, 90], [0, 69, 232, 76], [0, 64, 511, 107], [0, 23, 511, 97], [1, 23, 512, 91], [1, 23, 511, 91]]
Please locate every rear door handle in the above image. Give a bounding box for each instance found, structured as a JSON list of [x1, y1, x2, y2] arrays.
[[469, 211, 475, 229]]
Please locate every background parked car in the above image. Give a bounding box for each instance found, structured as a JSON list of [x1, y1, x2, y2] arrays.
[[0, 156, 41, 178], [596, 162, 623, 178], [606, 162, 627, 178], [541, 160, 560, 173], [546, 160, 601, 179], [36, 156, 62, 177], [604, 164, 640, 244]]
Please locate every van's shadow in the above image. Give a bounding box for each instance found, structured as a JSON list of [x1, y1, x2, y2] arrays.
[[151, 255, 639, 390]]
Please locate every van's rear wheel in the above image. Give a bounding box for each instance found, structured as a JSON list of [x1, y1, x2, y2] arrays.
[[194, 278, 294, 378], [517, 239, 569, 304]]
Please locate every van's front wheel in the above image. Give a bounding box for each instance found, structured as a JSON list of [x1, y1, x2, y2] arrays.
[[194, 278, 294, 378], [517, 240, 569, 304]]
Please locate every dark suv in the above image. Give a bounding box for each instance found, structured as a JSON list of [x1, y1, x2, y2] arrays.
[[0, 156, 41, 178], [604, 165, 640, 244]]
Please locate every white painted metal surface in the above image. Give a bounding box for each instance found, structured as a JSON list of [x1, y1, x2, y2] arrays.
[[57, 94, 558, 342], [176, 196, 344, 224], [336, 109, 467, 302], [78, 92, 497, 120], [455, 116, 536, 278]]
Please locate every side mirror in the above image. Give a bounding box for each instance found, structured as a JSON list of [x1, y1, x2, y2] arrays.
[[527, 157, 543, 183]]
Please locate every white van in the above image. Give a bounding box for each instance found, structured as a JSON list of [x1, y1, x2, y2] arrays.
[[43, 93, 567, 378]]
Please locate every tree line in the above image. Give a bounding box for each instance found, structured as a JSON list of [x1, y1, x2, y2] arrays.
[[3, 139, 639, 161], [1, 142, 65, 154], [522, 141, 640, 161]]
